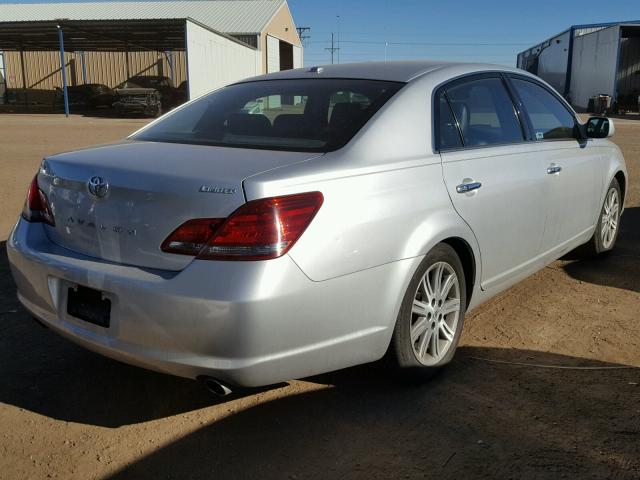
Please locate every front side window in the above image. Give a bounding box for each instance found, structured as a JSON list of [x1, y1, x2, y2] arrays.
[[444, 77, 523, 148], [133, 79, 404, 152], [511, 78, 577, 140]]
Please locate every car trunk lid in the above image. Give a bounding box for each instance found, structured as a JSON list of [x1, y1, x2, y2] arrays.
[[39, 140, 321, 271]]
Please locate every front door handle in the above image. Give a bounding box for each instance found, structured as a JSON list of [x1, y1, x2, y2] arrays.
[[547, 165, 562, 174], [456, 181, 482, 194]]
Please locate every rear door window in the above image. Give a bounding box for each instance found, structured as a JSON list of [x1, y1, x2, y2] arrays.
[[443, 77, 524, 148], [510, 78, 577, 140]]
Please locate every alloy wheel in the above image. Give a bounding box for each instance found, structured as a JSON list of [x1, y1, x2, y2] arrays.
[[601, 187, 620, 249], [410, 262, 461, 366]]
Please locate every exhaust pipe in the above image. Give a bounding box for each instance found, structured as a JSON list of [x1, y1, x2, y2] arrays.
[[200, 376, 232, 397]]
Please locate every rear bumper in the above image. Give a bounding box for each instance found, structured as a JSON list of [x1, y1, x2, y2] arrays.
[[7, 218, 416, 386]]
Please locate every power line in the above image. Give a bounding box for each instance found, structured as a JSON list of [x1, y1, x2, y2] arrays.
[[308, 40, 530, 47], [304, 52, 517, 58], [344, 40, 531, 46], [310, 30, 542, 39]]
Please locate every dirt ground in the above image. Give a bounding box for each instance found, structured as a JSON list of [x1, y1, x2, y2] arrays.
[[0, 113, 639, 480]]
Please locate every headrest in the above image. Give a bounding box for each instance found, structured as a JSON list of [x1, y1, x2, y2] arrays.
[[273, 114, 308, 138], [227, 113, 271, 136]]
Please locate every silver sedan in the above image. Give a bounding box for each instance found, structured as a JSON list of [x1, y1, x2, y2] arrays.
[[7, 61, 627, 392]]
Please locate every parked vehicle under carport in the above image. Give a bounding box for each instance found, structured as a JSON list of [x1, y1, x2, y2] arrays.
[[112, 76, 177, 117], [112, 88, 162, 117], [55, 83, 114, 110]]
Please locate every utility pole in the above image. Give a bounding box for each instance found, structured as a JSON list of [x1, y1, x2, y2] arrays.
[[296, 26, 311, 46], [336, 15, 340, 64], [325, 33, 340, 64]]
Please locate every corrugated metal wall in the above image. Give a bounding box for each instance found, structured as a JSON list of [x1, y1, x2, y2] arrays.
[[617, 36, 640, 100], [4, 50, 186, 91], [186, 20, 259, 99], [574, 26, 609, 38], [516, 30, 571, 94], [569, 26, 620, 109]]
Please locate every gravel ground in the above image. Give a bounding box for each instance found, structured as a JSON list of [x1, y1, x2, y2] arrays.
[[0, 114, 638, 480]]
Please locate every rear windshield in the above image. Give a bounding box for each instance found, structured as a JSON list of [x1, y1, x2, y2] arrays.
[[133, 79, 404, 152]]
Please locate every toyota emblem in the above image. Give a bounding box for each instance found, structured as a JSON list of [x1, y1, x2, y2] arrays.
[[87, 176, 109, 199]]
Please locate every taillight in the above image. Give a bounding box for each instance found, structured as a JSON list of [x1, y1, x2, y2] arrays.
[[22, 175, 55, 226], [161, 191, 323, 261], [161, 218, 224, 256]]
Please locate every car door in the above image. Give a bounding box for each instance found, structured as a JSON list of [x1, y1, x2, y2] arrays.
[[507, 75, 606, 254], [437, 74, 550, 292]]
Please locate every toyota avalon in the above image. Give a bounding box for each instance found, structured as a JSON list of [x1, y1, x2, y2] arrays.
[[7, 62, 627, 392]]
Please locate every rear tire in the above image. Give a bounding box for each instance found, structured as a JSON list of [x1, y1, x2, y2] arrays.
[[586, 178, 622, 256], [389, 243, 467, 380]]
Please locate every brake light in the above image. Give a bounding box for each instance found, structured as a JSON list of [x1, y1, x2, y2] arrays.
[[161, 191, 323, 261], [161, 218, 224, 255], [22, 175, 55, 226]]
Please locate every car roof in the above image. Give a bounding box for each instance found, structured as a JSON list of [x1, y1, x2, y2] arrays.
[[238, 61, 527, 84]]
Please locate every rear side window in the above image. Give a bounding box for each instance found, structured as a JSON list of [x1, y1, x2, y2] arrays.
[[133, 79, 404, 152], [438, 93, 463, 149], [511, 78, 577, 140], [444, 77, 523, 148]]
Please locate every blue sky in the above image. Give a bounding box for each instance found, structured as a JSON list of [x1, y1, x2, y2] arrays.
[[287, 0, 640, 66], [10, 0, 640, 66]]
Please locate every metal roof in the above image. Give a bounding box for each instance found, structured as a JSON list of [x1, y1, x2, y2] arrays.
[[0, 0, 285, 34], [518, 20, 640, 56], [0, 18, 232, 51]]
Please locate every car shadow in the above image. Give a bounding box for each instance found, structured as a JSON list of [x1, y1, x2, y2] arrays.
[[563, 207, 640, 293], [2, 240, 640, 478], [0, 241, 281, 427], [80, 108, 157, 120], [103, 347, 640, 480]]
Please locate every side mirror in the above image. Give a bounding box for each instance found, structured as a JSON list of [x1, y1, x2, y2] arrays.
[[585, 116, 615, 138]]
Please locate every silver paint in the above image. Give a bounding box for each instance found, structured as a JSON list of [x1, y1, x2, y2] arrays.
[[7, 61, 628, 387]]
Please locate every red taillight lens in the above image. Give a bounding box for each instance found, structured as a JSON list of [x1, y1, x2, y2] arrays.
[[161, 218, 224, 255], [22, 175, 55, 226], [161, 191, 323, 261]]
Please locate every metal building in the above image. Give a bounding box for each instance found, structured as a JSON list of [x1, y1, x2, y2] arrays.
[[0, 0, 302, 111], [517, 21, 640, 112]]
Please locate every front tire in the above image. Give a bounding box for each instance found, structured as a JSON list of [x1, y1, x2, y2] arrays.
[[588, 178, 622, 255], [389, 243, 467, 379]]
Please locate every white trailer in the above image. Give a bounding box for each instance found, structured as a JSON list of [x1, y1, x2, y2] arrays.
[[518, 21, 640, 113]]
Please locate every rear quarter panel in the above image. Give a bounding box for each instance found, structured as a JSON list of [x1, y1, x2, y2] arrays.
[[597, 139, 628, 207]]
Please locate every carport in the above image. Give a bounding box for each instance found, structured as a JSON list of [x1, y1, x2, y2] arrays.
[[0, 18, 259, 115]]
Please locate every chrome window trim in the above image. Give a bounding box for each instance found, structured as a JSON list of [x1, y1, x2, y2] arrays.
[[432, 71, 529, 154], [505, 74, 585, 143]]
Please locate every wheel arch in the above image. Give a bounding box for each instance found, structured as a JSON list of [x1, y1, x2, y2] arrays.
[[614, 170, 626, 206], [441, 237, 476, 309]]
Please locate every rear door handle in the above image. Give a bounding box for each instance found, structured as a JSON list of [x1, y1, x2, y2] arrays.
[[547, 165, 562, 174], [456, 181, 482, 194]]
